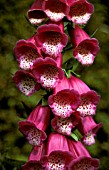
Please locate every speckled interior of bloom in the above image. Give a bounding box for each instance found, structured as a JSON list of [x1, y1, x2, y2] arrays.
[[27, 162, 45, 170], [18, 76, 36, 96], [42, 31, 62, 57], [44, 0, 66, 21], [82, 133, 95, 146], [27, 128, 42, 146], [28, 10, 46, 25], [72, 158, 94, 170], [40, 65, 59, 89], [47, 152, 65, 170], [69, 3, 91, 24], [77, 95, 96, 117], [74, 42, 95, 65], [19, 47, 40, 70], [52, 93, 73, 118], [55, 117, 73, 135]]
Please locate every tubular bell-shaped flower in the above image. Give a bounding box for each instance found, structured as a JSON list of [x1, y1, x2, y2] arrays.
[[70, 25, 100, 65], [77, 116, 103, 146], [32, 57, 64, 89], [13, 70, 40, 96], [18, 104, 50, 146], [22, 143, 46, 170], [14, 36, 42, 70], [34, 23, 68, 58], [27, 0, 46, 25], [42, 0, 69, 22], [69, 75, 100, 117], [67, 139, 100, 170], [48, 89, 80, 118], [41, 132, 73, 169], [51, 111, 80, 136], [66, 0, 94, 25]]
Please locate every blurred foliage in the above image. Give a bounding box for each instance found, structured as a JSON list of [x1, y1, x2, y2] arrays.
[[0, 0, 109, 169]]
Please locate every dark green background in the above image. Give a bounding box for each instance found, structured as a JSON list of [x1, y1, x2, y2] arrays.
[[0, 0, 109, 169]]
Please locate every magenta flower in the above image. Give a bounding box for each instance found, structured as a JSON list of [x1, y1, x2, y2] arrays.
[[77, 116, 103, 145], [42, 0, 69, 22], [51, 111, 80, 136], [18, 104, 50, 146], [22, 144, 46, 170], [14, 36, 42, 70], [77, 90, 101, 117], [32, 57, 64, 89], [34, 23, 68, 58], [69, 75, 100, 117], [67, 0, 94, 25], [67, 139, 100, 170], [70, 25, 100, 65], [13, 70, 40, 96], [27, 0, 46, 25], [48, 89, 80, 118], [41, 132, 73, 169]]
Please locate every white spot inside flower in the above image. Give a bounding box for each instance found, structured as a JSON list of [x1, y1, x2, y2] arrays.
[[47, 153, 65, 170], [71, 13, 91, 25], [83, 133, 95, 146], [57, 117, 73, 135], [45, 10, 65, 21], [70, 3, 91, 24], [44, 0, 66, 21], [20, 48, 39, 70], [42, 32, 63, 57], [53, 94, 72, 118], [75, 43, 94, 65], [77, 96, 96, 116], [27, 128, 41, 146], [18, 76, 36, 96], [29, 18, 45, 25]]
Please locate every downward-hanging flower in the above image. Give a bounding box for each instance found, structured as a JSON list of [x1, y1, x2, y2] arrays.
[[34, 23, 68, 58], [22, 144, 46, 170], [48, 89, 80, 118], [14, 36, 42, 70], [51, 111, 80, 136], [67, 139, 100, 170], [69, 75, 100, 117], [13, 70, 40, 96], [18, 104, 50, 146], [77, 116, 103, 146], [42, 0, 69, 22], [66, 0, 94, 25], [41, 132, 73, 169], [27, 0, 46, 25], [70, 25, 100, 65], [32, 57, 64, 89]]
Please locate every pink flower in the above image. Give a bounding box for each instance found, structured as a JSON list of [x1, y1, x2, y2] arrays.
[[41, 132, 73, 169], [34, 23, 68, 58], [42, 0, 69, 22], [51, 111, 80, 136], [69, 75, 100, 117], [22, 144, 46, 170], [67, 139, 100, 170], [67, 0, 94, 25], [14, 36, 42, 70], [48, 89, 80, 118], [13, 70, 40, 96], [77, 116, 103, 145], [27, 0, 46, 25], [18, 104, 50, 146], [70, 25, 100, 65], [32, 57, 64, 89]]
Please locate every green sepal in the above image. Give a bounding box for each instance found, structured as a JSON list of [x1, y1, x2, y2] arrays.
[[71, 133, 79, 141]]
